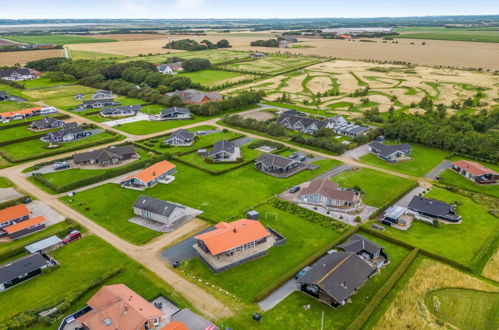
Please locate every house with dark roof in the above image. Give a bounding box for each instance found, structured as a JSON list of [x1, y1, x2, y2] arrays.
[[77, 99, 120, 110], [278, 112, 325, 135], [91, 89, 113, 100], [208, 140, 240, 162], [165, 89, 223, 105], [337, 234, 387, 268], [452, 160, 499, 184], [0, 68, 35, 81], [194, 219, 274, 272], [408, 196, 461, 222], [41, 127, 91, 143], [73, 145, 137, 167], [30, 117, 66, 130], [120, 161, 176, 189], [75, 93, 85, 100], [369, 141, 412, 163], [299, 179, 361, 209], [164, 129, 196, 146], [100, 105, 142, 117], [132, 195, 202, 231], [0, 253, 51, 292], [0, 91, 8, 101], [255, 154, 301, 177], [159, 107, 192, 120], [297, 252, 376, 307]]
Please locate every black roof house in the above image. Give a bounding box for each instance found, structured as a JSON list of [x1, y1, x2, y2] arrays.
[[73, 145, 136, 165], [133, 195, 185, 218], [297, 252, 376, 306], [336, 235, 387, 266], [100, 105, 141, 116], [408, 196, 461, 222], [0, 253, 50, 291], [164, 129, 195, 145], [161, 107, 191, 116], [208, 140, 236, 158], [369, 141, 412, 161], [30, 117, 65, 129]]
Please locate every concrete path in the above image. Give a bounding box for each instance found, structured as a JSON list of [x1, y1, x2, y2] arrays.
[[425, 160, 452, 179], [314, 164, 355, 180], [257, 278, 299, 311], [393, 186, 427, 208], [343, 143, 371, 159], [0, 187, 23, 203]]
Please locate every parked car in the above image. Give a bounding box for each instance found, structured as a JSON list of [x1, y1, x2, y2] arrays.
[[53, 161, 70, 170], [288, 153, 299, 159], [23, 198, 32, 204], [295, 266, 312, 279], [289, 185, 301, 193], [299, 156, 307, 161], [63, 230, 81, 244]]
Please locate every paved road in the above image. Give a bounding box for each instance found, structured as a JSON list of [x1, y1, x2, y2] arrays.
[[425, 160, 453, 179], [258, 278, 299, 311]]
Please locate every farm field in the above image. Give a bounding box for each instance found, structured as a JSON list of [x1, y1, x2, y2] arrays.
[[88, 33, 169, 41], [0, 49, 64, 66], [0, 34, 116, 44], [394, 30, 499, 43], [331, 168, 416, 208], [177, 70, 257, 88], [482, 247, 499, 282], [21, 84, 97, 102], [360, 143, 450, 177], [0, 235, 190, 326], [122, 49, 251, 65], [60, 158, 340, 244], [219, 54, 323, 74], [223, 233, 411, 328], [224, 59, 499, 118], [68, 49, 127, 60], [370, 187, 499, 268], [373, 258, 499, 330]]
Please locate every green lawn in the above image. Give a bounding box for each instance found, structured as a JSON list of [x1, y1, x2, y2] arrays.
[[1, 35, 116, 45], [331, 168, 416, 208], [223, 233, 411, 329], [220, 55, 323, 74], [359, 143, 450, 177], [0, 176, 13, 188], [394, 30, 499, 43], [370, 187, 499, 267], [0, 235, 191, 326], [181, 203, 343, 302], [0, 126, 56, 143], [69, 49, 127, 60], [425, 288, 499, 330], [23, 84, 97, 102], [0, 132, 118, 162], [121, 49, 251, 65], [0, 101, 40, 112], [61, 159, 340, 244], [116, 115, 216, 135], [178, 70, 253, 87], [439, 169, 499, 198], [19, 77, 77, 89]]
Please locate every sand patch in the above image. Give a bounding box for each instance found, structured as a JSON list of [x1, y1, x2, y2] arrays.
[[306, 76, 332, 94]]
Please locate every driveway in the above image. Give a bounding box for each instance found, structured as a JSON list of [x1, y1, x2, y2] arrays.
[[425, 160, 452, 179], [0, 187, 23, 203], [293, 151, 324, 164], [257, 278, 299, 311], [8, 96, 27, 102], [394, 186, 427, 208], [28, 200, 65, 226], [314, 164, 355, 180], [343, 143, 371, 159], [232, 137, 253, 147], [161, 226, 215, 264], [102, 113, 150, 127]]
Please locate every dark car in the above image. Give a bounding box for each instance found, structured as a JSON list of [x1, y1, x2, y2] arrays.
[[295, 266, 312, 279], [288, 153, 299, 159], [63, 230, 81, 244], [299, 156, 307, 161], [289, 185, 301, 193]]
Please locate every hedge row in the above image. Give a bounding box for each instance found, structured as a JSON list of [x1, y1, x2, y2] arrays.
[[359, 226, 472, 272], [0, 195, 28, 210], [0, 135, 119, 163], [33, 152, 173, 193], [253, 226, 359, 303], [248, 140, 285, 150], [369, 181, 418, 219], [0, 114, 70, 130], [268, 198, 348, 232], [1, 267, 123, 329], [469, 228, 499, 273], [172, 155, 253, 176], [0, 219, 81, 261], [346, 248, 420, 330]]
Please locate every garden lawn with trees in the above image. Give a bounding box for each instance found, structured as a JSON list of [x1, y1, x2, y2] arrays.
[[60, 159, 340, 244]]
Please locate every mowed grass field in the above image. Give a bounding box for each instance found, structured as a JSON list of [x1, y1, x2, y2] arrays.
[[394, 30, 499, 43], [115, 115, 215, 135], [177, 70, 256, 87], [60, 158, 340, 244], [372, 187, 499, 267], [0, 126, 57, 143], [0, 101, 40, 112], [220, 55, 323, 74], [19, 77, 77, 89], [121, 49, 251, 65], [1, 35, 116, 45], [439, 169, 499, 198], [331, 168, 416, 208], [359, 143, 450, 177], [0, 235, 190, 326], [424, 288, 499, 329]]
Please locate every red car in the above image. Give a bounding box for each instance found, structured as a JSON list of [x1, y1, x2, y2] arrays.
[[63, 230, 81, 244]]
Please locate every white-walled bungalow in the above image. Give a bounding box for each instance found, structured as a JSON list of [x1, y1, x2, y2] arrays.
[[120, 160, 176, 189]]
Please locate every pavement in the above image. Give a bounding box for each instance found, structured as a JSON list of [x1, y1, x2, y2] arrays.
[[425, 160, 453, 179], [257, 278, 300, 311], [393, 186, 428, 208], [8, 96, 27, 102], [314, 164, 355, 180], [103, 113, 150, 127], [232, 136, 254, 147], [343, 143, 371, 159], [28, 200, 65, 226], [0, 187, 23, 203], [161, 226, 215, 264]]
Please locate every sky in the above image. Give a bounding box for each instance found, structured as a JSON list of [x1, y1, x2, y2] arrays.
[[0, 0, 498, 19]]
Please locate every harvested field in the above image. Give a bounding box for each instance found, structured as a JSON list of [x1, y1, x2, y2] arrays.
[[0, 49, 63, 66], [306, 76, 332, 94], [374, 258, 499, 330], [482, 246, 499, 282], [66, 39, 182, 56], [88, 33, 169, 41]]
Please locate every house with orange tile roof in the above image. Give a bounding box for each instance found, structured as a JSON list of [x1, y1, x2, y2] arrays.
[[0, 204, 30, 231], [120, 161, 176, 190], [3, 216, 46, 240], [74, 284, 165, 330], [162, 320, 188, 330], [0, 106, 56, 122], [194, 219, 278, 272], [452, 160, 499, 184]]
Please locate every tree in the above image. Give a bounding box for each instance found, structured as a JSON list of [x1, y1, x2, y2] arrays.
[[216, 39, 231, 48], [182, 58, 211, 72]]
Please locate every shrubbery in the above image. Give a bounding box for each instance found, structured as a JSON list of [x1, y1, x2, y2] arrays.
[[222, 114, 288, 137]]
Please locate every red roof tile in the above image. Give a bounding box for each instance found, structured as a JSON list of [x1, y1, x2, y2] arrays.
[[0, 204, 30, 222], [453, 160, 499, 176], [3, 216, 45, 234]]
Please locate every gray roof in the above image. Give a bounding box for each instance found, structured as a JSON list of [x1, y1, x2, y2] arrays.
[[256, 154, 296, 169], [209, 139, 235, 157], [328, 115, 348, 125], [45, 127, 84, 139], [0, 91, 7, 97], [0, 68, 31, 78], [100, 105, 142, 115], [408, 196, 460, 220], [172, 308, 217, 330], [73, 145, 136, 163], [369, 141, 412, 158], [166, 129, 195, 141], [82, 99, 116, 105], [336, 234, 383, 256], [166, 89, 222, 103], [25, 235, 62, 254], [31, 116, 62, 129], [0, 253, 49, 283], [161, 107, 191, 116], [279, 113, 325, 130], [92, 89, 112, 96], [133, 195, 185, 218], [297, 252, 375, 303]]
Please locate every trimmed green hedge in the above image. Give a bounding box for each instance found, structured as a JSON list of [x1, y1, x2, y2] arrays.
[[346, 248, 419, 330], [253, 226, 359, 303], [0, 195, 28, 210]]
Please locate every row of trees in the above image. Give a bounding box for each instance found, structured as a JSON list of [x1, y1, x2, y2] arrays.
[[250, 39, 280, 47], [164, 38, 230, 51], [190, 91, 264, 116], [221, 114, 288, 136]]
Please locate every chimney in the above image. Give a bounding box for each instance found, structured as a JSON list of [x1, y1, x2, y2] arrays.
[[153, 171, 156, 176], [233, 228, 237, 233]]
